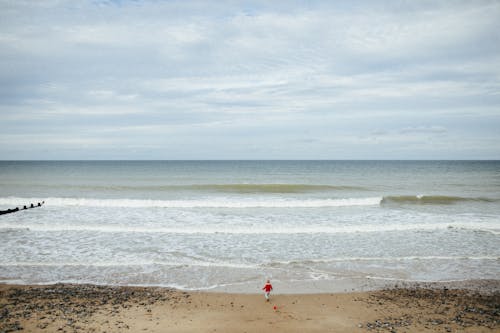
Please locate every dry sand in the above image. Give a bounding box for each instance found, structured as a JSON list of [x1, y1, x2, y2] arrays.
[[1, 282, 499, 333]]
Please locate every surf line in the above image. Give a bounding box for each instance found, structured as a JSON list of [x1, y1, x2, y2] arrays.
[[0, 201, 45, 216]]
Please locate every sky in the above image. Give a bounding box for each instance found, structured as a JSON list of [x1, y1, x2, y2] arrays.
[[0, 0, 499, 160]]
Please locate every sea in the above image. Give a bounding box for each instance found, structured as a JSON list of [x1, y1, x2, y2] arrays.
[[0, 160, 499, 293]]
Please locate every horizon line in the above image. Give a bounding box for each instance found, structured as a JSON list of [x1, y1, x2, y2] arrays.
[[0, 159, 499, 162]]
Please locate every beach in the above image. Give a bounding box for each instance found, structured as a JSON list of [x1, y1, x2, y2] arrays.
[[1, 281, 499, 333]]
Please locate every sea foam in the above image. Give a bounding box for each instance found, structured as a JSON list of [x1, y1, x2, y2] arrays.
[[0, 196, 382, 208]]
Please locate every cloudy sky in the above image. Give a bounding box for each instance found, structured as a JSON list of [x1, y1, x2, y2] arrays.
[[1, 0, 499, 160]]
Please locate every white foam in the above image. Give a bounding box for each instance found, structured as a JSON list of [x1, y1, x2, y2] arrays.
[[0, 221, 498, 235], [0, 196, 382, 208], [1, 256, 497, 271], [265, 256, 500, 266], [0, 260, 257, 269]]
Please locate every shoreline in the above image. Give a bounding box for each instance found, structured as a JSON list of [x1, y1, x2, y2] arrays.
[[1, 278, 499, 294], [1, 280, 498, 332], [207, 278, 500, 295]]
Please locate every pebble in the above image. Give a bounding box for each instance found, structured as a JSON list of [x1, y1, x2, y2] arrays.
[[0, 284, 174, 333], [360, 285, 499, 331]]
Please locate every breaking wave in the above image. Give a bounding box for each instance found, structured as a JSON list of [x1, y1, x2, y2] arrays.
[[381, 195, 499, 205], [1, 256, 498, 269], [1, 222, 498, 235], [263, 256, 500, 267], [1, 194, 497, 210], [0, 196, 381, 208]]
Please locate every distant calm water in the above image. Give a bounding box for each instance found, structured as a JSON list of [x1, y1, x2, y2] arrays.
[[0, 161, 499, 292]]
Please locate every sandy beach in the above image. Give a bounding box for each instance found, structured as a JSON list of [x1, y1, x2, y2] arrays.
[[1, 281, 498, 333]]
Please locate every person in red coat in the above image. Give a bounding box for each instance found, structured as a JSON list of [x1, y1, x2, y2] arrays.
[[262, 280, 273, 301]]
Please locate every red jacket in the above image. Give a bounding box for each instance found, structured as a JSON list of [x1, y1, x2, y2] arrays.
[[263, 283, 273, 292]]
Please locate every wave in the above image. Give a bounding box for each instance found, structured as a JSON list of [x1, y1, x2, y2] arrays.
[[2, 195, 497, 210], [1, 256, 498, 269], [1, 183, 366, 194], [186, 184, 364, 193], [0, 261, 256, 269], [0, 196, 382, 208], [1, 222, 498, 235], [381, 195, 499, 205], [264, 256, 500, 267]]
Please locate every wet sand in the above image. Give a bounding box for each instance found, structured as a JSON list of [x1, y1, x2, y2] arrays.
[[1, 281, 498, 332]]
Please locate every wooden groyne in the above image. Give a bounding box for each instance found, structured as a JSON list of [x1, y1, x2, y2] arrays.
[[0, 201, 45, 215]]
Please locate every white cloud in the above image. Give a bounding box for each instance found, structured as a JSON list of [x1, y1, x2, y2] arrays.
[[0, 0, 499, 159], [399, 126, 447, 135]]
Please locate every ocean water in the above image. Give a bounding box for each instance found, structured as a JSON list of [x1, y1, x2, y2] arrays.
[[0, 161, 499, 292]]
